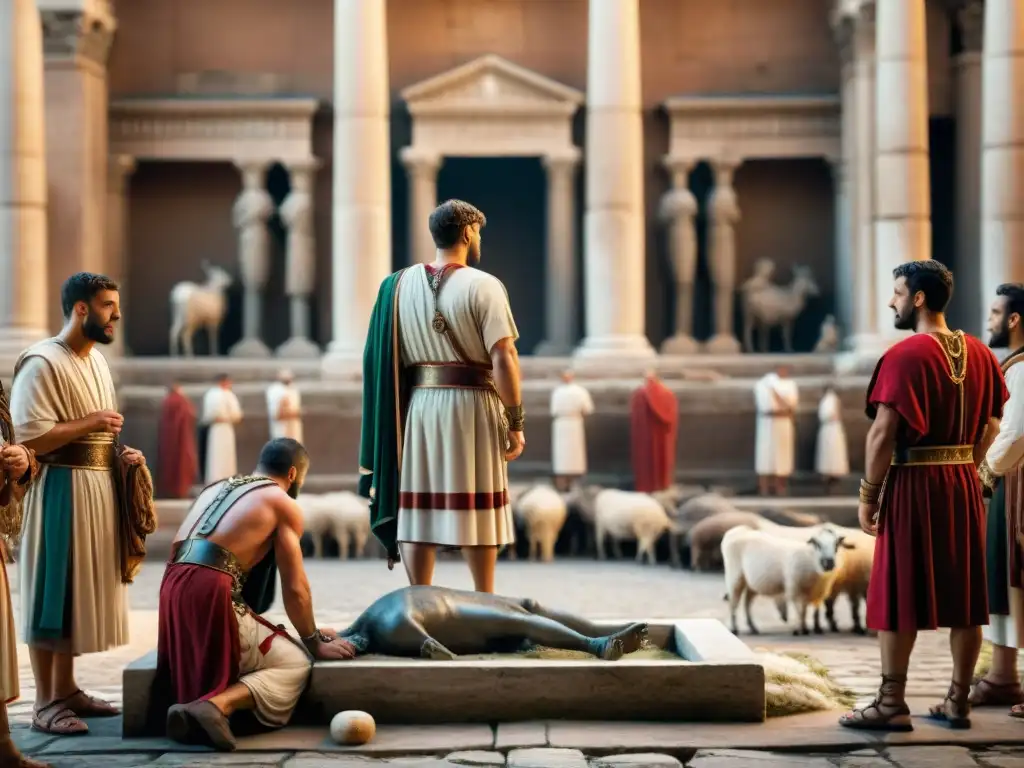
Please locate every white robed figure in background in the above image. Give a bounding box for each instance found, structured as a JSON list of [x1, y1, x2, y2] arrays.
[[201, 374, 243, 483], [265, 369, 303, 442], [549, 370, 594, 491], [753, 366, 799, 496], [814, 385, 849, 492]]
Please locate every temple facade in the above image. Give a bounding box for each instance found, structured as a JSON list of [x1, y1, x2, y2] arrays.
[[1, 0, 1022, 370]]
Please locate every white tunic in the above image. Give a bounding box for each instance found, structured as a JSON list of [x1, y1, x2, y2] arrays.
[[753, 373, 799, 476], [814, 391, 849, 477], [201, 387, 242, 483], [550, 382, 594, 476], [266, 382, 303, 443]]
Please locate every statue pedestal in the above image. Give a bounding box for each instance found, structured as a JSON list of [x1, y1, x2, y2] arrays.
[[704, 334, 742, 355], [660, 333, 702, 355], [276, 337, 322, 360], [229, 337, 272, 359]]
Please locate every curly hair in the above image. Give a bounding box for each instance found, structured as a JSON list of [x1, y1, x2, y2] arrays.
[[997, 283, 1024, 321], [60, 272, 119, 318], [892, 260, 954, 313], [428, 199, 487, 249]]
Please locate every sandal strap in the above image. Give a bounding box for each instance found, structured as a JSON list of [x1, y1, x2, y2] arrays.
[[39, 706, 78, 730]]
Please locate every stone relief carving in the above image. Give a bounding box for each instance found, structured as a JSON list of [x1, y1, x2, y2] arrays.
[[230, 163, 274, 358], [658, 181, 700, 354], [40, 10, 115, 65], [169, 262, 234, 357], [741, 260, 821, 353], [813, 314, 840, 353]]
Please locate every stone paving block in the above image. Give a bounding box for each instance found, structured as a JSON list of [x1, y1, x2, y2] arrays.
[[495, 723, 548, 750], [149, 751, 293, 765], [234, 724, 494, 755], [833, 748, 893, 767], [446, 751, 506, 766], [688, 751, 833, 767], [589, 753, 682, 768], [39, 755, 158, 768], [882, 746, 977, 768], [36, 737, 211, 757], [507, 748, 588, 768], [10, 725, 56, 755], [975, 754, 1024, 768], [285, 756, 383, 768]]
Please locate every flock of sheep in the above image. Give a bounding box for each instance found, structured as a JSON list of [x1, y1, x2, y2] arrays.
[[296, 482, 874, 638]]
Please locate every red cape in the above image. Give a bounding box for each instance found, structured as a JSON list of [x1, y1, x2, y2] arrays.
[[630, 378, 679, 493], [157, 390, 198, 498]]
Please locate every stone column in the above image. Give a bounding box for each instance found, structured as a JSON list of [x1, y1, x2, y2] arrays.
[[575, 0, 654, 361], [228, 160, 273, 358], [0, 0, 49, 358], [399, 148, 442, 264], [831, 11, 857, 347], [322, 0, 391, 377], [873, 0, 931, 340], [981, 0, 1024, 305], [706, 156, 743, 354], [535, 151, 581, 356], [658, 158, 700, 355], [952, 1, 985, 334], [104, 154, 135, 356], [39, 3, 116, 333], [277, 157, 322, 359]]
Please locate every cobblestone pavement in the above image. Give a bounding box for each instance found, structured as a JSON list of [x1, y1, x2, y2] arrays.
[[4, 559, 974, 767]]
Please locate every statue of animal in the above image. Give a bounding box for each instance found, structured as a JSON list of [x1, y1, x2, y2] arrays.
[[169, 262, 234, 357], [742, 264, 820, 353]]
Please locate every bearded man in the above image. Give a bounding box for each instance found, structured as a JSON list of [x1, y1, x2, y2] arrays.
[[839, 261, 1007, 732], [9, 272, 146, 736], [360, 199, 524, 594], [971, 283, 1024, 715]]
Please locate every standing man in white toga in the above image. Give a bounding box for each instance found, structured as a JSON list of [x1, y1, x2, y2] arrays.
[[266, 369, 303, 443], [201, 374, 243, 483]]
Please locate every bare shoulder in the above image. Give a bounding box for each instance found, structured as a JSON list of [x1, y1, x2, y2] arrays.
[[266, 485, 302, 528]]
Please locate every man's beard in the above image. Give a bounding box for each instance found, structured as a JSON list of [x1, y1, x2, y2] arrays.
[[990, 319, 1011, 349], [287, 482, 302, 499], [83, 311, 114, 345], [467, 240, 481, 267], [893, 305, 917, 331]]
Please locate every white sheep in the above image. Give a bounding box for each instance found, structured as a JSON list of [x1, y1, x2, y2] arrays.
[[592, 488, 679, 565], [722, 524, 854, 636], [818, 527, 875, 634], [297, 491, 370, 559], [687, 510, 766, 571], [512, 484, 568, 562]]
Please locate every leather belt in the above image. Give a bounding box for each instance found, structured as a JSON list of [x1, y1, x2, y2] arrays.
[[37, 438, 116, 471], [891, 444, 974, 466], [409, 364, 494, 389], [171, 538, 249, 595]]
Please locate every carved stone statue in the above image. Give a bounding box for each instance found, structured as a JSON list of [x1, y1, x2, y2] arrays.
[[659, 182, 699, 355], [706, 159, 743, 354], [813, 314, 840, 353], [229, 162, 274, 358], [169, 262, 234, 357], [741, 260, 820, 353], [335, 586, 649, 661], [276, 160, 321, 359]]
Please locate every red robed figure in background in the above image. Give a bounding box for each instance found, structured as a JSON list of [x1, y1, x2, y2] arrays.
[[865, 333, 1007, 633], [157, 383, 199, 498], [630, 371, 679, 492]]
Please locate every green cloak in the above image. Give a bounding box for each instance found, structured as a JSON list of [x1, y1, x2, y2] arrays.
[[358, 269, 408, 562]]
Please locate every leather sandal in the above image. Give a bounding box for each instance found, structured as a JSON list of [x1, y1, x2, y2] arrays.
[[927, 681, 972, 729], [970, 678, 1024, 707], [166, 701, 236, 752], [30, 700, 88, 736], [63, 689, 119, 718], [838, 674, 913, 732]]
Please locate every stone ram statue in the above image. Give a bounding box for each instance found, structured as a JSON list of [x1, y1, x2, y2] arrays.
[[741, 260, 820, 353], [169, 262, 234, 357]]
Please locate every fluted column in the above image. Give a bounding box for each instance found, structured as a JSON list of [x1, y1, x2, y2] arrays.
[[104, 154, 136, 357], [874, 0, 931, 340], [278, 157, 322, 359], [953, 1, 985, 334], [706, 157, 743, 354], [323, 0, 391, 377], [576, 0, 654, 361], [535, 151, 581, 356], [0, 0, 49, 359], [399, 148, 442, 264], [229, 160, 273, 358], [659, 158, 699, 355], [981, 0, 1024, 305]]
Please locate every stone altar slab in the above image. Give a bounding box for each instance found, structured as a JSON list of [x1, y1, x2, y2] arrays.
[[121, 619, 765, 738]]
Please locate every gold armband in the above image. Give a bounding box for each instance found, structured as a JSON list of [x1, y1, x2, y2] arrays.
[[858, 478, 882, 505], [978, 460, 996, 491], [505, 404, 525, 432]]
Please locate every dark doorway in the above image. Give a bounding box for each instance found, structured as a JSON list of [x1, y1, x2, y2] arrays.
[[435, 157, 547, 353], [264, 163, 291, 351]]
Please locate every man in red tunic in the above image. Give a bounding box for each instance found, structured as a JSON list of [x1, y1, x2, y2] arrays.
[[840, 260, 1007, 732], [157, 383, 199, 498], [630, 370, 679, 492], [157, 438, 354, 751]]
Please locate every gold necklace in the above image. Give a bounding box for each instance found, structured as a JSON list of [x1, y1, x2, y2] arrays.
[[931, 330, 967, 385]]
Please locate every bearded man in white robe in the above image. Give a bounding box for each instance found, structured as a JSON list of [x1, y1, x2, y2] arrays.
[[10, 272, 146, 737], [201, 374, 243, 483], [266, 369, 302, 443], [550, 370, 594, 491], [753, 365, 799, 496]]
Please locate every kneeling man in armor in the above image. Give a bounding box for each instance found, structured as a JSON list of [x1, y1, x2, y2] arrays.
[[156, 438, 354, 751]]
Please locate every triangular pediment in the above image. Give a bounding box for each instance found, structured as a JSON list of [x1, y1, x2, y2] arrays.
[[401, 54, 583, 113]]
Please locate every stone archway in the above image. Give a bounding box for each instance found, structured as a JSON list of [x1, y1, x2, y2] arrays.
[[400, 55, 584, 355]]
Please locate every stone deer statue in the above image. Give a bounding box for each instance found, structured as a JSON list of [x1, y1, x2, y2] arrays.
[[169, 261, 234, 357], [742, 264, 820, 353]]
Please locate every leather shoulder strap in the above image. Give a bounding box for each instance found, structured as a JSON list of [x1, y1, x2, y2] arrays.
[[191, 475, 278, 539], [1003, 346, 1024, 375], [424, 264, 477, 365]]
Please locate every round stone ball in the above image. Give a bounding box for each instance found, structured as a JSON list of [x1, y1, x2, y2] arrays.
[[330, 710, 376, 745]]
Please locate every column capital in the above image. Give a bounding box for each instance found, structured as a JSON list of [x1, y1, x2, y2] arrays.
[[40, 5, 117, 70], [710, 154, 743, 183], [399, 147, 443, 178], [954, 0, 985, 54], [662, 155, 698, 186], [542, 149, 582, 174], [234, 159, 270, 189]]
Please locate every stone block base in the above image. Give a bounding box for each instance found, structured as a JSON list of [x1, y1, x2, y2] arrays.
[[122, 619, 764, 737]]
